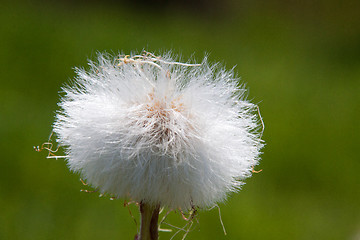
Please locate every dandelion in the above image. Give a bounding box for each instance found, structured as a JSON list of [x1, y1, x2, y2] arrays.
[[48, 51, 264, 239]]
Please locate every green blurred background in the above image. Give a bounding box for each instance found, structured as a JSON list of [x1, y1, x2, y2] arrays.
[[1, 0, 359, 239]]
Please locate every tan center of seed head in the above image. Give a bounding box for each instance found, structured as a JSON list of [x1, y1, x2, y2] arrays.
[[142, 91, 186, 143]]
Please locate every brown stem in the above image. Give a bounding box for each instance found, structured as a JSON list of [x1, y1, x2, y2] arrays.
[[138, 202, 160, 240]]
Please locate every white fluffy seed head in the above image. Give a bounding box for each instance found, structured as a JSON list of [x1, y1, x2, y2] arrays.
[[53, 51, 264, 210]]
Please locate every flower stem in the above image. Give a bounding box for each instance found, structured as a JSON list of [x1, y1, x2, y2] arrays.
[[138, 202, 160, 240]]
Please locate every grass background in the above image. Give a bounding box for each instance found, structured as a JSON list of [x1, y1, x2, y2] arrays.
[[0, 0, 359, 239]]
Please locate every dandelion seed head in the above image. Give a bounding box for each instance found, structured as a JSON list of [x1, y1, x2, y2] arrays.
[[53, 51, 264, 210]]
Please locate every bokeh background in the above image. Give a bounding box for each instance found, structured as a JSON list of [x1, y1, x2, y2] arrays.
[[1, 0, 359, 239]]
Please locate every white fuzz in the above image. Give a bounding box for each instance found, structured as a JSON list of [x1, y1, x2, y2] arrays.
[[53, 51, 264, 210]]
